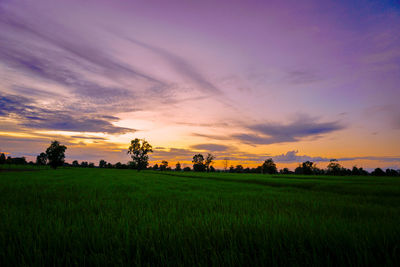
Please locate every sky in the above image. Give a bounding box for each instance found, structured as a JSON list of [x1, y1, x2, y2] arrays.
[[1, 0, 400, 170]]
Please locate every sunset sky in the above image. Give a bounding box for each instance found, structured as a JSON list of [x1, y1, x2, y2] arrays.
[[1, 0, 399, 170]]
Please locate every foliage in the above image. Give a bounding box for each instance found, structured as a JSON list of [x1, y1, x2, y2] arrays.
[[175, 162, 181, 171], [45, 141, 67, 169], [36, 152, 47, 165], [204, 153, 215, 172], [262, 158, 277, 174], [160, 160, 168, 171], [99, 160, 107, 168], [127, 138, 153, 171], [192, 154, 206, 172], [0, 153, 6, 164]]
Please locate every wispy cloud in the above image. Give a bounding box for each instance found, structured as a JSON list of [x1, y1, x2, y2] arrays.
[[128, 38, 221, 95], [190, 144, 230, 152], [234, 115, 344, 145], [272, 150, 400, 164], [0, 94, 133, 134]]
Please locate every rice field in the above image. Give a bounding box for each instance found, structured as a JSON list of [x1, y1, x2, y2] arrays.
[[0, 168, 399, 266]]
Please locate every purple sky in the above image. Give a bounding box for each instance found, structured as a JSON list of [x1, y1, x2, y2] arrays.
[[1, 0, 399, 169]]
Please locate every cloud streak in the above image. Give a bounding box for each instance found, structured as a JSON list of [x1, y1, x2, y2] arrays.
[[129, 38, 221, 95], [0, 94, 132, 134], [234, 115, 344, 145]]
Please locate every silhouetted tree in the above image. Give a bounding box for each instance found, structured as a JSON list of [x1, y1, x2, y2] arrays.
[[351, 166, 361, 175], [229, 165, 235, 173], [160, 160, 168, 171], [88, 162, 95, 168], [371, 168, 386, 176], [81, 161, 89, 167], [235, 165, 244, 173], [280, 168, 291, 174], [205, 153, 215, 172], [6, 157, 27, 165], [175, 162, 182, 171], [36, 152, 47, 165], [210, 166, 216, 172], [0, 153, 6, 164], [192, 154, 206, 172], [301, 161, 316, 175], [45, 141, 67, 169], [115, 162, 122, 169], [152, 164, 159, 170], [327, 159, 342, 175], [127, 138, 153, 171], [386, 169, 399, 176], [99, 159, 107, 168], [72, 160, 79, 167], [183, 166, 191, 172], [262, 158, 277, 174]]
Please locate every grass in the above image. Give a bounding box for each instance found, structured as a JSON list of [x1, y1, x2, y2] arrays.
[[0, 168, 399, 266]]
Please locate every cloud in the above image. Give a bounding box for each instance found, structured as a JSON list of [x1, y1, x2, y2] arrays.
[[0, 94, 132, 134], [234, 114, 344, 145], [285, 70, 320, 84], [190, 144, 230, 152], [0, 8, 164, 85], [128, 38, 221, 95], [273, 150, 329, 163], [272, 150, 400, 164]]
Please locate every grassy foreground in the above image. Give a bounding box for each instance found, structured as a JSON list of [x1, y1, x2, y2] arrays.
[[0, 168, 399, 266]]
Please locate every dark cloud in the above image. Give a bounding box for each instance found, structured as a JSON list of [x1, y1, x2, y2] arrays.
[[0, 94, 132, 134], [234, 115, 344, 145], [190, 144, 230, 152]]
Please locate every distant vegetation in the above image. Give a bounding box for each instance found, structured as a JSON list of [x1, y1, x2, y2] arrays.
[[1, 139, 399, 176]]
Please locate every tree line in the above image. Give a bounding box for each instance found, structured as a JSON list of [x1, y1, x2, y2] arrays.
[[1, 139, 399, 177]]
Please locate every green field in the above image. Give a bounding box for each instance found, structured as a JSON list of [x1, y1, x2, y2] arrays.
[[0, 168, 399, 266]]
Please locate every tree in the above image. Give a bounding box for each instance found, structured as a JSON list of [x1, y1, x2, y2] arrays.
[[235, 165, 244, 173], [327, 159, 342, 175], [301, 161, 316, 175], [280, 168, 291, 174], [88, 162, 95, 168], [371, 168, 386, 176], [262, 158, 277, 174], [0, 153, 6, 164], [175, 162, 182, 171], [229, 165, 235, 173], [127, 138, 153, 171], [36, 152, 47, 165], [72, 160, 79, 167], [204, 153, 215, 172], [99, 159, 107, 168], [45, 141, 67, 169], [81, 161, 88, 168], [160, 160, 168, 171], [183, 166, 191, 172], [152, 164, 159, 170], [192, 154, 206, 172]]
